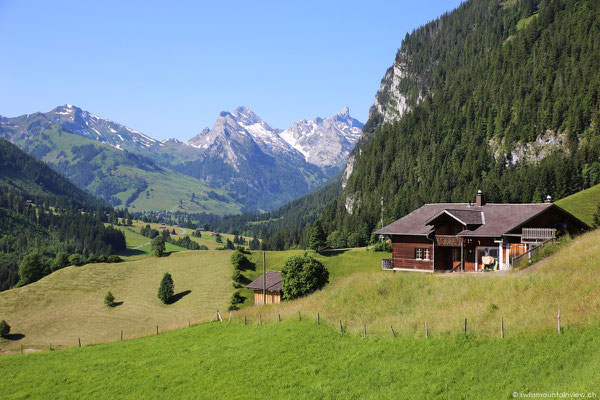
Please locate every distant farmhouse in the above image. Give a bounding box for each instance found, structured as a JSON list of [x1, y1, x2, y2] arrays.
[[246, 271, 282, 305], [376, 190, 589, 273]]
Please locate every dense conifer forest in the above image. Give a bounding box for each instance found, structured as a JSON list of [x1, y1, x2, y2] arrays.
[[0, 139, 126, 291], [244, 0, 600, 249]]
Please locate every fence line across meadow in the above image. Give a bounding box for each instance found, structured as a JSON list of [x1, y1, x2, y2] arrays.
[[0, 308, 566, 356]]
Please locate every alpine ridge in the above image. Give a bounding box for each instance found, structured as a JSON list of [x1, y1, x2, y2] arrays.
[[1, 104, 364, 212]]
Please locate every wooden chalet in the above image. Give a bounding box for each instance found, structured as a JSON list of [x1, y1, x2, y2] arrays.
[[246, 271, 282, 305], [375, 191, 590, 273]]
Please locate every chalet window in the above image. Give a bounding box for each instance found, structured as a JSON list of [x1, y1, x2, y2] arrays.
[[415, 248, 431, 260]]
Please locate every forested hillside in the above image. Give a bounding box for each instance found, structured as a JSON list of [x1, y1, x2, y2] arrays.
[[0, 139, 126, 291], [317, 0, 600, 243]]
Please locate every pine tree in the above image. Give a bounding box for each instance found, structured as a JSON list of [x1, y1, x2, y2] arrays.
[[157, 273, 174, 304], [308, 220, 327, 251], [0, 320, 10, 337], [151, 236, 166, 257], [104, 291, 115, 307]]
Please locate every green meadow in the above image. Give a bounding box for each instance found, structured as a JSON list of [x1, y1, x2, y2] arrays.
[[1, 320, 599, 399], [556, 183, 600, 226]]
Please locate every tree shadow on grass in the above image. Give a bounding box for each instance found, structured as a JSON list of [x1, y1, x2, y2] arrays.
[[3, 333, 25, 341], [167, 290, 191, 304], [110, 301, 124, 308], [319, 249, 351, 257], [119, 248, 146, 257]]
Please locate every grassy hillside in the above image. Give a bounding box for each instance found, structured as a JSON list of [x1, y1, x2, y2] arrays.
[[240, 229, 600, 337], [1, 320, 599, 398], [0, 251, 233, 348], [556, 183, 600, 226], [114, 225, 187, 262]]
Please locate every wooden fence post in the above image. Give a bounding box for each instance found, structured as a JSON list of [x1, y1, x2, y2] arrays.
[[49, 343, 52, 351], [425, 321, 429, 338], [317, 313, 320, 325], [339, 320, 343, 333], [464, 318, 467, 335], [390, 326, 396, 337], [501, 317, 504, 339], [121, 330, 123, 341], [20, 344, 23, 354], [557, 310, 561, 334], [189, 318, 191, 327], [259, 314, 262, 325], [363, 324, 367, 338], [298, 311, 301, 321], [78, 338, 81, 347], [156, 325, 158, 336], [229, 312, 232, 323], [278, 313, 281, 322], [244, 314, 247, 326]]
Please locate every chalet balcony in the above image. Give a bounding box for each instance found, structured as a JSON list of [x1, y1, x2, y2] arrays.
[[435, 235, 463, 247], [521, 228, 556, 243]]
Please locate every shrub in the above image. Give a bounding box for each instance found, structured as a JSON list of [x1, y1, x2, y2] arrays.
[[593, 203, 600, 228], [68, 254, 84, 266], [17, 252, 44, 286], [281, 254, 329, 300], [225, 239, 235, 250], [157, 272, 174, 304], [151, 236, 166, 257], [346, 232, 364, 248], [107, 255, 123, 263], [104, 291, 115, 307], [50, 251, 69, 272], [372, 241, 392, 252], [0, 320, 10, 337]]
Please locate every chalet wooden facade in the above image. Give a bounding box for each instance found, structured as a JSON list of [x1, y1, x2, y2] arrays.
[[246, 271, 282, 305], [376, 191, 590, 273]]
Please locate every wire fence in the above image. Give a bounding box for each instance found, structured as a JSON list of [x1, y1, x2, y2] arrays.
[[0, 308, 566, 356]]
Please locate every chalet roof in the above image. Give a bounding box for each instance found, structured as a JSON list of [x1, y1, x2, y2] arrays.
[[246, 271, 282, 292], [375, 203, 570, 237], [425, 209, 483, 226]]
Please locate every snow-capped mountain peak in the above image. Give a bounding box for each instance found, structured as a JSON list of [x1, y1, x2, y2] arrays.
[[279, 106, 364, 167], [44, 105, 160, 151]]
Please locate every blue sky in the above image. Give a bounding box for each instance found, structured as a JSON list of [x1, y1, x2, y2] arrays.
[[0, 0, 463, 141]]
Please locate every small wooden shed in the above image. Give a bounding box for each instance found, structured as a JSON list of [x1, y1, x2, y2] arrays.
[[246, 271, 282, 305]]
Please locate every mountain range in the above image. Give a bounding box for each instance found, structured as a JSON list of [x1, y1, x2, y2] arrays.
[[0, 105, 363, 212]]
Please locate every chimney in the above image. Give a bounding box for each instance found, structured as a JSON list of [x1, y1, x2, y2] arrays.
[[545, 195, 553, 203], [476, 190, 484, 207]]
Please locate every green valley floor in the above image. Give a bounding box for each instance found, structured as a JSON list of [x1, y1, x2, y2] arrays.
[[1, 320, 599, 399]]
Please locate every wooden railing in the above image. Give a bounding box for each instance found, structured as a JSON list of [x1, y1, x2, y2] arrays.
[[382, 259, 393, 270], [510, 238, 556, 268], [435, 235, 463, 247], [521, 228, 556, 242]]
